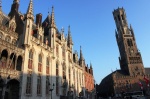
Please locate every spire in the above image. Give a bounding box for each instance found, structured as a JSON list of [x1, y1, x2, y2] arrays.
[[50, 6, 56, 28], [80, 46, 84, 61], [26, 0, 34, 21], [67, 25, 73, 47], [90, 62, 93, 69]]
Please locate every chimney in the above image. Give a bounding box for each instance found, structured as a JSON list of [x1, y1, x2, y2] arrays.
[[36, 13, 42, 27]]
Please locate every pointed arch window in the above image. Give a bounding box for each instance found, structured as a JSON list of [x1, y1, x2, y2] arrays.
[[46, 57, 50, 74], [28, 50, 33, 69], [38, 54, 42, 72], [26, 71, 32, 94], [56, 62, 59, 95]]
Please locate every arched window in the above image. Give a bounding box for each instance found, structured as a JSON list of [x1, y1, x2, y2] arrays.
[[0, 50, 8, 68], [38, 54, 42, 72], [28, 50, 33, 69], [56, 62, 59, 95], [16, 56, 22, 71], [26, 71, 32, 94], [46, 57, 50, 74], [9, 53, 16, 70]]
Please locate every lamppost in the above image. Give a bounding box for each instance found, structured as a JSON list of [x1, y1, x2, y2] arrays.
[[49, 83, 55, 99]]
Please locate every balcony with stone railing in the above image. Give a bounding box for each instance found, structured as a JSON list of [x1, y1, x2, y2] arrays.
[[0, 68, 22, 80], [0, 38, 24, 55]]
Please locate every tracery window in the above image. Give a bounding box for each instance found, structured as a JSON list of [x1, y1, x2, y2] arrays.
[[28, 50, 33, 69], [38, 54, 42, 72]]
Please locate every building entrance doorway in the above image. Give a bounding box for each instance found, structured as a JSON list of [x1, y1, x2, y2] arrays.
[[4, 79, 20, 99]]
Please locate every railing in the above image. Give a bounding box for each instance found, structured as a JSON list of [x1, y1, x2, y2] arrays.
[[31, 36, 52, 51], [0, 38, 24, 54], [0, 68, 22, 80]]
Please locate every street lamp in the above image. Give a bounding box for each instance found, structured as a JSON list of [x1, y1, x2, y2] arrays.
[[49, 83, 55, 99]]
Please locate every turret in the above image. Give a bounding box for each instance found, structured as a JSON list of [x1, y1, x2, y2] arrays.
[[21, 0, 34, 46], [90, 63, 93, 75]]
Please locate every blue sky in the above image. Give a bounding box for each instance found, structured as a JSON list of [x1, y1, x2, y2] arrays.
[[2, 0, 150, 84]]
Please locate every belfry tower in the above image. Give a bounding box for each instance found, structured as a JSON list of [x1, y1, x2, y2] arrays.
[[113, 8, 145, 76]]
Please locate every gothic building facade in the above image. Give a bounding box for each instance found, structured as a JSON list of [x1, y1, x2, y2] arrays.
[[98, 8, 150, 97], [0, 0, 95, 99]]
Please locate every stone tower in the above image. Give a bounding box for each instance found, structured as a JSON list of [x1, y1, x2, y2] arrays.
[[113, 8, 145, 76]]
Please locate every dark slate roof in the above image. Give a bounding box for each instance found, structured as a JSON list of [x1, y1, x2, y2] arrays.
[[145, 68, 150, 75]]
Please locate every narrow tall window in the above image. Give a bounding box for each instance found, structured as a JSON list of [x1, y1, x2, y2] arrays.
[[46, 76, 50, 95], [46, 57, 50, 74], [26, 71, 32, 94], [28, 50, 33, 69], [62, 63, 66, 79], [56, 45, 59, 57], [38, 54, 42, 72], [68, 67, 71, 86], [56, 63, 59, 95], [62, 47, 65, 60], [37, 74, 41, 95]]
